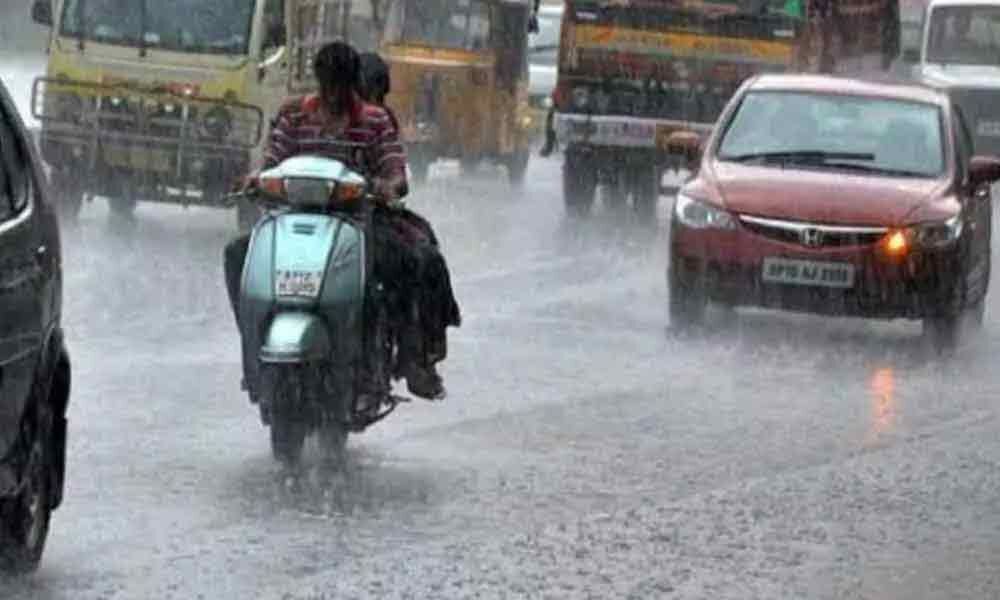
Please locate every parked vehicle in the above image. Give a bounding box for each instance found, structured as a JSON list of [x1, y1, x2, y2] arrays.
[[0, 76, 71, 574], [908, 0, 1000, 157], [380, 0, 537, 184], [231, 156, 412, 467], [665, 74, 1000, 348], [548, 0, 901, 217]]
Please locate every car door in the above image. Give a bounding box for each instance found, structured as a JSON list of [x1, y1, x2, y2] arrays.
[[0, 99, 45, 446]]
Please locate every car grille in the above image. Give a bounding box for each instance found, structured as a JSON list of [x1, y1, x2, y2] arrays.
[[949, 87, 1000, 155], [739, 215, 888, 249]]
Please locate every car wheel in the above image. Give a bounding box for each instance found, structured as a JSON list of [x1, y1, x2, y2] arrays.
[[563, 151, 597, 217], [668, 260, 706, 331], [923, 241, 988, 351], [0, 408, 53, 575]]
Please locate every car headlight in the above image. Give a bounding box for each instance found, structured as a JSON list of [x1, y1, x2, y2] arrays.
[[913, 214, 963, 249], [882, 215, 963, 257], [673, 193, 737, 230]]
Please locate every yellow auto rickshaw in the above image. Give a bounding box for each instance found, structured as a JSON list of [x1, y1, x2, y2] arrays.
[[379, 0, 537, 185]]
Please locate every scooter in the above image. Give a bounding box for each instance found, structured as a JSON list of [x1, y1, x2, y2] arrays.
[[228, 155, 406, 467]]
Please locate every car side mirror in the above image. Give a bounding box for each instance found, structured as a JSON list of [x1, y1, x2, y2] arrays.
[[969, 156, 1000, 186], [31, 0, 53, 27]]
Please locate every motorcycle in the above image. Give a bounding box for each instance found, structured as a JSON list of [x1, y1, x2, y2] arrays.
[[227, 155, 407, 467]]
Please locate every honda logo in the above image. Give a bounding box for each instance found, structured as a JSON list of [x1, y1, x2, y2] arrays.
[[800, 228, 824, 247]]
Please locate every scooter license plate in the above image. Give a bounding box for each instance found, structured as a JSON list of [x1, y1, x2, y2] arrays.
[[275, 269, 323, 298]]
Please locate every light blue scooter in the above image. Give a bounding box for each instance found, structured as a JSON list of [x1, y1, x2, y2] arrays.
[[229, 156, 405, 467]]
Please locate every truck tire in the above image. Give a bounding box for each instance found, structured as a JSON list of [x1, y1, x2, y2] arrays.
[[631, 164, 660, 220], [563, 151, 596, 217]]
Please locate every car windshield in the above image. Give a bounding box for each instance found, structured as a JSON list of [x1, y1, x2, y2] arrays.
[[717, 91, 946, 177], [59, 0, 255, 55], [384, 0, 491, 51], [926, 5, 1000, 65]]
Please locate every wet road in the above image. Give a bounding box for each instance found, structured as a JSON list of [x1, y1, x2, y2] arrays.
[[4, 28, 1000, 596], [2, 154, 1000, 599]]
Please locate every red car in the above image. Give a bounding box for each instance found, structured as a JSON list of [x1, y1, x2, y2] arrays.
[[666, 74, 1000, 346]]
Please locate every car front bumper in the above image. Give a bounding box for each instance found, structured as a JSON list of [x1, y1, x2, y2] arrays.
[[670, 219, 965, 320]]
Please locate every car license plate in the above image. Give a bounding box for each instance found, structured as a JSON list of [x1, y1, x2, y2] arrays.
[[762, 258, 855, 289], [977, 120, 1000, 137], [276, 269, 323, 298]]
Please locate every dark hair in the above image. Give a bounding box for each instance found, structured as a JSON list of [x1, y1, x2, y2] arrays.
[[313, 41, 361, 89], [358, 52, 391, 104]]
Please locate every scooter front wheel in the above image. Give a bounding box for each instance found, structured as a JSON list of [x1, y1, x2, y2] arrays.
[[266, 369, 308, 468]]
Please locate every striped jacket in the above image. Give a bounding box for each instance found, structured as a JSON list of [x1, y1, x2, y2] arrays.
[[261, 93, 407, 184]]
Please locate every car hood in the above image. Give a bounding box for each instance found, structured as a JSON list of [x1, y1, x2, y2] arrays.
[[708, 162, 948, 226], [920, 63, 1000, 89]]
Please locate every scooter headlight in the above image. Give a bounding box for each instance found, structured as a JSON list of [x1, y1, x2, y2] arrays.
[[334, 181, 366, 204], [283, 177, 332, 207], [259, 175, 287, 199]]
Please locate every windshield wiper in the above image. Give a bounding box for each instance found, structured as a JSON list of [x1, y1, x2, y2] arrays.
[[820, 162, 929, 178], [725, 150, 876, 164]]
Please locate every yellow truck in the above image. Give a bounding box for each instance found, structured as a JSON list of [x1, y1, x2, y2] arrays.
[[30, 0, 380, 229], [28, 0, 297, 227]]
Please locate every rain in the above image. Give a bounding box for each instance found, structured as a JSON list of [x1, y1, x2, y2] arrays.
[[3, 0, 1000, 598]]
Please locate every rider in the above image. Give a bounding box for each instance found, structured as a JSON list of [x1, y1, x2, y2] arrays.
[[357, 50, 462, 389], [223, 42, 447, 400]]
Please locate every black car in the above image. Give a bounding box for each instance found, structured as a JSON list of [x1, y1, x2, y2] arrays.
[[0, 76, 71, 574]]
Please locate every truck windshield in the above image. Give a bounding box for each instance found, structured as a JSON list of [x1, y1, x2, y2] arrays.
[[59, 0, 256, 55], [384, 0, 492, 51], [926, 5, 1000, 65]]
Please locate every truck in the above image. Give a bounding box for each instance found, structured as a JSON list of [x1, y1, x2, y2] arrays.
[[905, 0, 1000, 157], [28, 0, 380, 230], [547, 0, 902, 217]]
